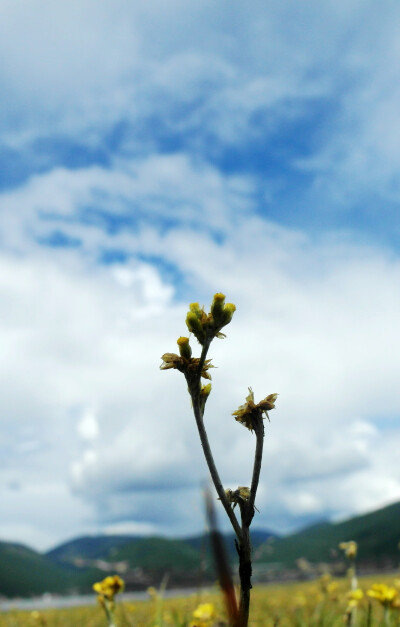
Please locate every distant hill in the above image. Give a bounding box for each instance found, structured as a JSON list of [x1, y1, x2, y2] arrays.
[[183, 529, 277, 560], [47, 529, 278, 572], [0, 541, 78, 597], [255, 501, 400, 568], [46, 535, 142, 564], [3, 501, 400, 598]]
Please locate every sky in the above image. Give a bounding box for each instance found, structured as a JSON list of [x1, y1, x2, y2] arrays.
[[1, 0, 400, 552]]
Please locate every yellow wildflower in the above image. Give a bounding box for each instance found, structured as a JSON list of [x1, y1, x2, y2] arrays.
[[93, 574, 124, 601], [339, 541, 357, 559], [232, 387, 278, 431], [190, 602, 216, 627], [367, 583, 398, 607], [347, 588, 364, 605]]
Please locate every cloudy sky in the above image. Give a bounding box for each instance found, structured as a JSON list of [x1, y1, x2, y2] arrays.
[[1, 0, 400, 552]]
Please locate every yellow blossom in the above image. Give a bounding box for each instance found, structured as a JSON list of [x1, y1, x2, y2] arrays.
[[232, 387, 278, 431], [190, 602, 216, 627], [347, 588, 364, 603], [367, 583, 398, 607], [93, 575, 124, 602]]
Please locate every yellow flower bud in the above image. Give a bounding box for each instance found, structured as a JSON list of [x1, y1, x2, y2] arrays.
[[186, 311, 206, 344], [177, 336, 192, 359], [200, 383, 212, 397], [189, 302, 204, 319], [210, 292, 226, 322], [219, 302, 236, 326]]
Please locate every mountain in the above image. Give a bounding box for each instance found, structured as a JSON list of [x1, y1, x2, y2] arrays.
[[255, 501, 400, 568], [47, 529, 278, 572], [0, 541, 79, 597], [46, 535, 142, 565], [183, 529, 278, 560], [3, 500, 400, 598]]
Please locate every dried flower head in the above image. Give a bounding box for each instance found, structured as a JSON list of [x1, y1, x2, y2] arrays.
[[224, 486, 251, 509], [232, 387, 278, 431], [160, 352, 214, 380]]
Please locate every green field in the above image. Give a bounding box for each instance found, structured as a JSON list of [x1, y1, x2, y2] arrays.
[[1, 574, 400, 626]]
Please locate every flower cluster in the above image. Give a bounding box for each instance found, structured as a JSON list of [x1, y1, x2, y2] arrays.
[[186, 293, 236, 345], [232, 387, 278, 431]]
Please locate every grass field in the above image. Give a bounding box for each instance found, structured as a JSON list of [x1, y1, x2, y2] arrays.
[[1, 574, 400, 627]]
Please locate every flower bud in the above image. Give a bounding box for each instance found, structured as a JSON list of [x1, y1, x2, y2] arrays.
[[210, 293, 226, 323], [219, 302, 236, 326], [189, 302, 204, 319], [200, 383, 212, 398], [177, 336, 192, 359], [186, 311, 206, 344]]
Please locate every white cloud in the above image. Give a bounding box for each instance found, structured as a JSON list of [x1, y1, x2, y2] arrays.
[[1, 199, 400, 547], [77, 409, 99, 442]]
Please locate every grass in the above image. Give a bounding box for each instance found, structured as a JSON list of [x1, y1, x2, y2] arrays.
[[1, 574, 400, 626]]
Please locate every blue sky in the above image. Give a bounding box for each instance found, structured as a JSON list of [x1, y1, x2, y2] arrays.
[[1, 0, 400, 551]]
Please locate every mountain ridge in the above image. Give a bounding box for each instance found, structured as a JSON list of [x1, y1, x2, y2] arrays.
[[2, 500, 400, 597]]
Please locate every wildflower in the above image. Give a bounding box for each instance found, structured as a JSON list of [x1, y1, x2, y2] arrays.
[[190, 602, 216, 627], [232, 387, 278, 431], [339, 541, 357, 560], [93, 575, 124, 601], [93, 575, 124, 627], [367, 583, 398, 607], [346, 588, 364, 608]]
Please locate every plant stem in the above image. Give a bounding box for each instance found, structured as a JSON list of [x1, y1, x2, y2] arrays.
[[248, 414, 265, 519], [189, 338, 267, 627], [189, 339, 242, 540], [236, 414, 264, 625]]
